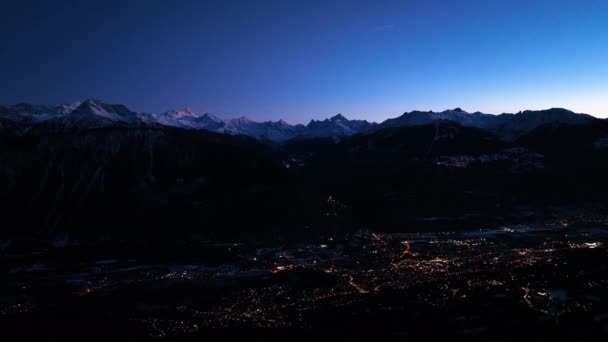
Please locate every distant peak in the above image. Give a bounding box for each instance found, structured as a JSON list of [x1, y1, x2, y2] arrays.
[[232, 115, 252, 123], [198, 112, 223, 122], [546, 107, 575, 114], [73, 99, 100, 112], [330, 113, 347, 121], [56, 101, 82, 114], [180, 107, 198, 117], [63, 101, 82, 107], [451, 107, 465, 112], [521, 108, 576, 116], [82, 99, 103, 106]]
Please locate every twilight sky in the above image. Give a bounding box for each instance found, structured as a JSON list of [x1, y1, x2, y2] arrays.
[[1, 0, 607, 122]]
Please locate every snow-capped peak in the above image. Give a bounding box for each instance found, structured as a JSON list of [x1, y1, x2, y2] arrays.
[[330, 113, 347, 122], [56, 101, 82, 114], [0, 103, 56, 123], [142, 108, 221, 129], [173, 107, 199, 118], [71, 99, 139, 124], [1, 99, 601, 142], [233, 115, 252, 123], [158, 108, 199, 119], [200, 113, 223, 122]]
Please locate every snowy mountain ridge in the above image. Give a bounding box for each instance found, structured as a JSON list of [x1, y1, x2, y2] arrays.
[[0, 99, 601, 141]]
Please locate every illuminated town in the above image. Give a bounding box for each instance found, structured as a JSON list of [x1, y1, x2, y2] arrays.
[[1, 220, 607, 337]]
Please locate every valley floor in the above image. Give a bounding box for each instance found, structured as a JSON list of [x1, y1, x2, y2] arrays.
[[1, 219, 608, 338]]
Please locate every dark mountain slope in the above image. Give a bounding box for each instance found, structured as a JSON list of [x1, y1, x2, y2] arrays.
[[0, 126, 313, 239], [513, 121, 608, 201], [276, 122, 608, 231]]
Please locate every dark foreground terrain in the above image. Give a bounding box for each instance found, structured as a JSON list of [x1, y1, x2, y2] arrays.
[[2, 104, 608, 338], [1, 220, 607, 338]]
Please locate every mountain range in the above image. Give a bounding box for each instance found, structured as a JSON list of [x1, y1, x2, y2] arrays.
[[2, 98, 608, 238], [0, 99, 602, 141]]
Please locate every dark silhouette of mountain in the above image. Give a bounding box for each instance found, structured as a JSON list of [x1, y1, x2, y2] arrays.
[[3, 100, 602, 142], [1, 100, 608, 239], [0, 125, 316, 239]]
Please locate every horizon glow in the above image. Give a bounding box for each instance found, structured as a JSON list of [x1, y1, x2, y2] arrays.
[[1, 0, 607, 123]]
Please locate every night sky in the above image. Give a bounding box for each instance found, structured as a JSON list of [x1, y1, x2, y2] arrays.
[[1, 0, 607, 122]]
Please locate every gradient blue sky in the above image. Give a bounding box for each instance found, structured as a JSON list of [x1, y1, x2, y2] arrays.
[[1, 0, 607, 122]]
